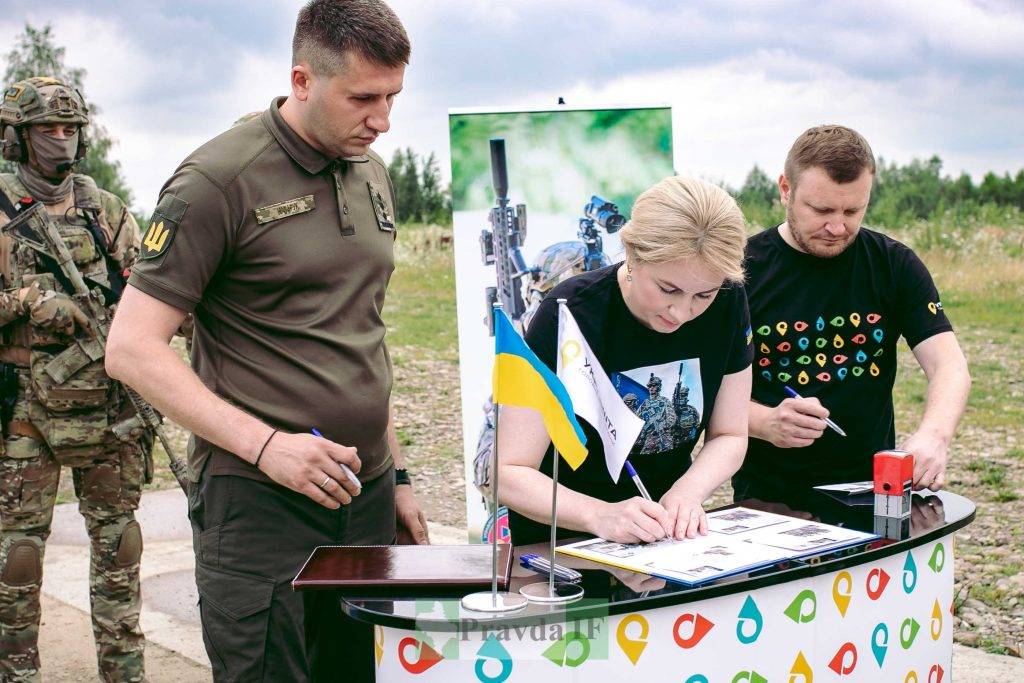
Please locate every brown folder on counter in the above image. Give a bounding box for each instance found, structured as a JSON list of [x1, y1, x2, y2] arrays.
[[292, 544, 513, 592]]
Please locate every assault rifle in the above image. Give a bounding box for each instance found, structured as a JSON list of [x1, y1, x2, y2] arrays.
[[2, 202, 189, 492], [478, 138, 529, 333]]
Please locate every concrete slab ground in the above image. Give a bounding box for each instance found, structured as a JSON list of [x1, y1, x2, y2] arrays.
[[33, 489, 1024, 681], [44, 488, 207, 668]]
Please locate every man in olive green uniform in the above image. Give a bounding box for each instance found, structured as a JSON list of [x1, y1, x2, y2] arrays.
[[106, 1, 428, 681], [0, 77, 149, 682]]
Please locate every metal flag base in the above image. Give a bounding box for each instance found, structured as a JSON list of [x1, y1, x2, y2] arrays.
[[461, 591, 529, 613], [523, 403, 587, 606], [519, 580, 584, 603]]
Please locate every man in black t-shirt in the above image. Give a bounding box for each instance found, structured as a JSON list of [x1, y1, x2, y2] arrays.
[[735, 125, 971, 502]]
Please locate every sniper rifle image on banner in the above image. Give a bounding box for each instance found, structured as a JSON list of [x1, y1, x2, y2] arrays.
[[473, 137, 626, 524], [478, 138, 529, 335], [1, 202, 190, 492]]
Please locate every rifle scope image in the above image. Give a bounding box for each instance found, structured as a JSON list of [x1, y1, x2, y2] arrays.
[[584, 195, 626, 233]]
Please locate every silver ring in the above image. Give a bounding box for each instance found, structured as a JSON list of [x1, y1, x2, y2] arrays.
[[319, 475, 331, 488]]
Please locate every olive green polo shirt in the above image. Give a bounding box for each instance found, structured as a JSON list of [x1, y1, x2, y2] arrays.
[[129, 97, 398, 484]]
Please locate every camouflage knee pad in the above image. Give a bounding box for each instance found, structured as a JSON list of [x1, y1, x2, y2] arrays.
[[0, 533, 45, 679], [0, 539, 41, 587], [115, 519, 142, 568]]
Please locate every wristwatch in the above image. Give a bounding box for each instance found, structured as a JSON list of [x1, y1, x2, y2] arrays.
[[395, 468, 411, 486]]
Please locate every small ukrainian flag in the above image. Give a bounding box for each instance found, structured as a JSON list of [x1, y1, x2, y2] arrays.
[[492, 308, 588, 469]]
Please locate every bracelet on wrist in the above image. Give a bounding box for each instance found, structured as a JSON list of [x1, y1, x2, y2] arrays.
[[395, 468, 411, 486], [254, 429, 277, 469]]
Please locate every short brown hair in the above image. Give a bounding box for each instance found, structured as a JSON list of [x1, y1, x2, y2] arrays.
[[784, 125, 875, 188], [293, 0, 410, 75]]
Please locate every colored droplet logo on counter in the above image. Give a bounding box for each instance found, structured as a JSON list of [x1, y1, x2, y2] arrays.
[[736, 596, 763, 644], [789, 651, 813, 682], [931, 600, 943, 641], [674, 612, 714, 649], [616, 614, 648, 665], [476, 635, 513, 682], [784, 589, 817, 623], [928, 543, 946, 572], [833, 571, 853, 616], [829, 642, 858, 676], [900, 618, 921, 649], [902, 552, 918, 594], [871, 622, 889, 666], [374, 626, 384, 666], [399, 637, 444, 674], [866, 568, 890, 600], [542, 631, 590, 668]]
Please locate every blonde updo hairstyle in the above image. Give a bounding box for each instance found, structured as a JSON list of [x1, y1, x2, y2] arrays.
[[618, 176, 747, 283]]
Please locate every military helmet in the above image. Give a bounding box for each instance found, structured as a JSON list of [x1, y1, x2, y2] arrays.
[[1, 76, 88, 127], [0, 76, 89, 163], [530, 241, 602, 294]]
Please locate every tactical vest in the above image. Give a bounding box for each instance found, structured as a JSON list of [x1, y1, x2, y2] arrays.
[[0, 172, 123, 460]]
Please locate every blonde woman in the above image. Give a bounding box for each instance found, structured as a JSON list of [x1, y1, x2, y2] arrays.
[[500, 176, 753, 546]]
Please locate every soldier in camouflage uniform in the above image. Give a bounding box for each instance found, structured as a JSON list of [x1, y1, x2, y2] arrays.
[[637, 374, 677, 454], [520, 240, 594, 331], [672, 384, 700, 444], [0, 77, 149, 682]]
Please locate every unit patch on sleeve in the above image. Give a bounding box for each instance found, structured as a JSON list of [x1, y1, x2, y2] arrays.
[[367, 181, 395, 232], [254, 195, 315, 225], [140, 193, 188, 260]]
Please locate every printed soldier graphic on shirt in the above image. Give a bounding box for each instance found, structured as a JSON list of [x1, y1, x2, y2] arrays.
[[612, 359, 703, 454]]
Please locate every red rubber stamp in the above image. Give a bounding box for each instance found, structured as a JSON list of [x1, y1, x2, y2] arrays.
[[873, 449, 913, 539]]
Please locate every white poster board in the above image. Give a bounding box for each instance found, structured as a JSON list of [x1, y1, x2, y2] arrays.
[[448, 105, 675, 541]]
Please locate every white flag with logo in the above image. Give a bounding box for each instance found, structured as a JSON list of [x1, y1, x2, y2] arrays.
[[557, 302, 643, 482]]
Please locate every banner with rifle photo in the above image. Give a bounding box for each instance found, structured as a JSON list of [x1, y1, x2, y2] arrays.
[[448, 105, 674, 542]]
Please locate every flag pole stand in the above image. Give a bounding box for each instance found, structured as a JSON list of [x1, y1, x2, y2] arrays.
[[521, 297, 583, 603], [519, 442, 584, 604], [462, 403, 528, 613]]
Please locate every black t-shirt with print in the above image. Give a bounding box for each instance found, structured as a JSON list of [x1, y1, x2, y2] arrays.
[[508, 263, 754, 545], [734, 226, 953, 500]]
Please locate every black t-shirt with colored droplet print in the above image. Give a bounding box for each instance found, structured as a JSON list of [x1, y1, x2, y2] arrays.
[[734, 226, 953, 499]]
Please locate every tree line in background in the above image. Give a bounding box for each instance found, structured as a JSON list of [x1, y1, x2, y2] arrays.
[[1, 24, 135, 209], [391, 151, 1024, 233], [5, 22, 1021, 237], [733, 157, 1024, 231], [386, 147, 451, 225]]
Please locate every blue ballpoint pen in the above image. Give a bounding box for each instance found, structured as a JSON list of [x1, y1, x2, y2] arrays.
[[782, 385, 847, 437], [311, 428, 362, 490], [624, 461, 652, 501], [519, 554, 582, 583]]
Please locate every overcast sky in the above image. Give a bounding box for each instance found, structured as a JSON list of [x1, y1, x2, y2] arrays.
[[1, 0, 1021, 214]]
